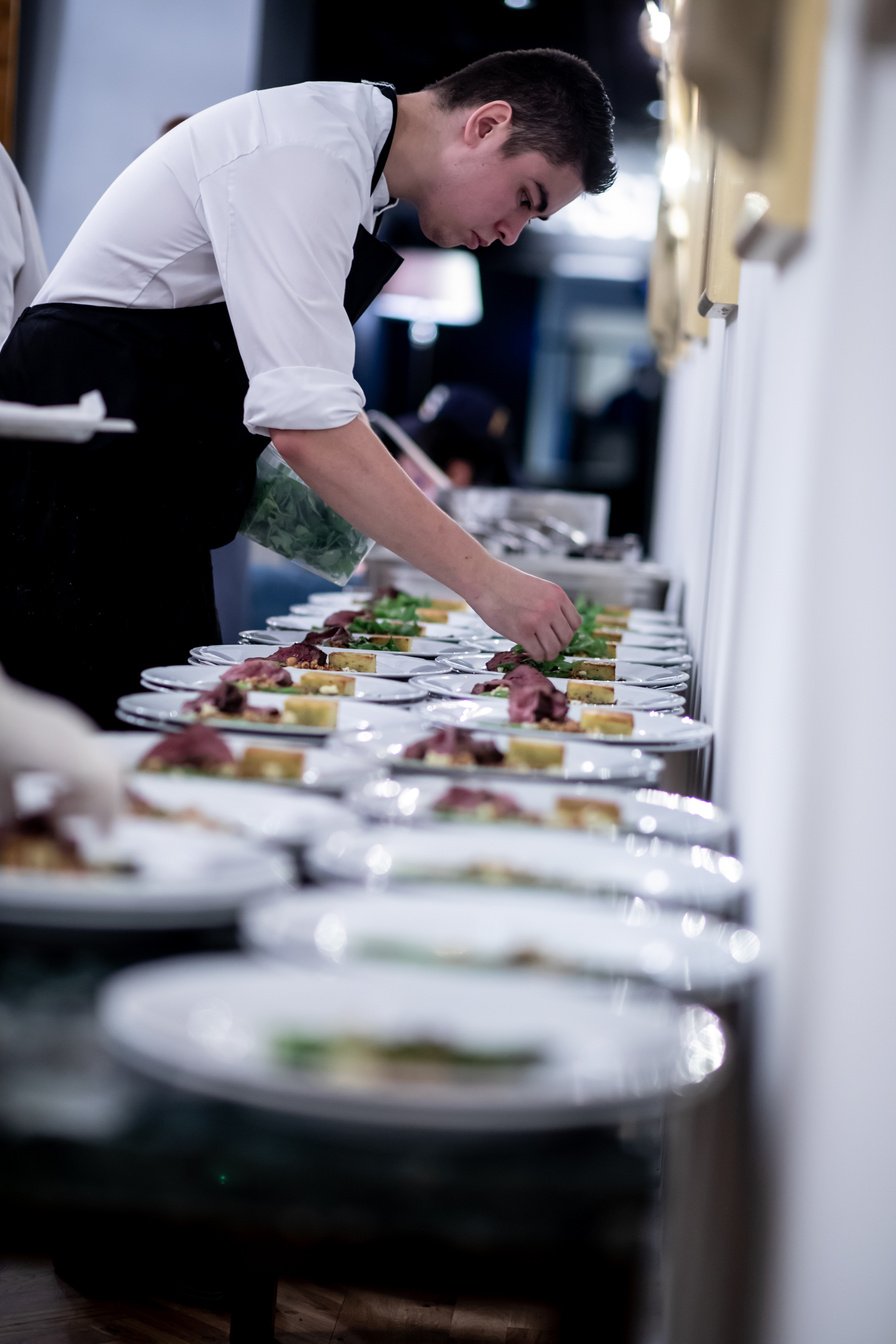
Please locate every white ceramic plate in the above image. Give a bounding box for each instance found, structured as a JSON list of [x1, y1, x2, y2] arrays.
[[305, 589, 473, 614], [240, 889, 762, 1002], [344, 774, 734, 849], [305, 824, 746, 915], [192, 644, 431, 681], [341, 722, 664, 786], [241, 629, 466, 661], [123, 773, 354, 849], [287, 602, 485, 634], [140, 664, 426, 704], [98, 953, 727, 1130], [438, 651, 691, 689], [408, 672, 685, 714], [97, 730, 370, 795], [466, 636, 692, 668], [0, 817, 294, 929], [265, 613, 472, 647], [116, 690, 417, 739], [418, 699, 713, 752]]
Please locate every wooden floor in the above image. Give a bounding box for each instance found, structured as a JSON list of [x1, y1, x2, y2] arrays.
[[0, 1257, 560, 1343]]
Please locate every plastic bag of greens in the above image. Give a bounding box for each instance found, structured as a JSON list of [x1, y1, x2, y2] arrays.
[[239, 441, 375, 585]]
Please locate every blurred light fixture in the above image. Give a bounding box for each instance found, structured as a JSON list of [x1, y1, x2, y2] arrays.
[[504, 0, 535, 8], [373, 248, 483, 326], [660, 144, 691, 198], [537, 170, 660, 243], [639, 1, 671, 61], [373, 248, 483, 407], [647, 99, 666, 120]]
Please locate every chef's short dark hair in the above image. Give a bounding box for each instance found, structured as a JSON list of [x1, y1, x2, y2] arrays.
[[427, 48, 616, 195]]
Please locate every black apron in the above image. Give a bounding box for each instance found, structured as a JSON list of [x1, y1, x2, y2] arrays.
[[0, 87, 402, 729]]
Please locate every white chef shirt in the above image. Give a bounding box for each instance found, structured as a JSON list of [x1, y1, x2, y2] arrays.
[[36, 81, 397, 437], [0, 144, 47, 345]]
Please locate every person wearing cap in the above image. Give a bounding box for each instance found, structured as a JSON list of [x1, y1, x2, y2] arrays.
[[0, 49, 616, 727], [396, 382, 519, 489]]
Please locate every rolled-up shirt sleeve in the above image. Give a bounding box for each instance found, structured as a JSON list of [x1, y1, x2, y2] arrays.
[[197, 140, 368, 437]]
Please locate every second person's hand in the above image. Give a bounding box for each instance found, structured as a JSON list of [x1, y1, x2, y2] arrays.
[[466, 558, 581, 662]]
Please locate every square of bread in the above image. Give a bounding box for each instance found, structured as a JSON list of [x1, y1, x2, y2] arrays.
[[591, 627, 626, 640], [568, 659, 616, 681], [281, 696, 338, 728], [297, 670, 356, 696], [566, 680, 616, 704], [428, 598, 467, 611], [505, 738, 565, 771], [414, 607, 448, 622], [328, 650, 376, 673], [238, 746, 306, 780], [365, 635, 412, 651], [551, 796, 622, 830], [579, 709, 635, 736]]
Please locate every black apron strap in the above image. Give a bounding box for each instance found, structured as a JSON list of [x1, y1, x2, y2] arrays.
[[343, 85, 404, 324]]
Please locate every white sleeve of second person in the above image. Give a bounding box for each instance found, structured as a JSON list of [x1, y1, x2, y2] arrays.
[[197, 141, 368, 438], [0, 146, 47, 344]]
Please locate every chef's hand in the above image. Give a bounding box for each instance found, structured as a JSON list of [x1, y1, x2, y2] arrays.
[[468, 560, 581, 662], [0, 667, 124, 830]]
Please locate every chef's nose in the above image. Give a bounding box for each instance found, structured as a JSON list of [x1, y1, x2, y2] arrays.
[[496, 214, 528, 246]]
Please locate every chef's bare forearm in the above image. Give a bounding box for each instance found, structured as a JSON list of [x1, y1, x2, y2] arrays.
[[270, 419, 495, 601]]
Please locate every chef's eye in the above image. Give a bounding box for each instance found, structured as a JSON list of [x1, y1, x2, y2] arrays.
[[520, 192, 532, 211]]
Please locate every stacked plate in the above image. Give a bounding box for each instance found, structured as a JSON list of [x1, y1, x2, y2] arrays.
[[98, 952, 730, 1131], [339, 720, 665, 786], [343, 774, 735, 849], [191, 643, 430, 681], [304, 824, 747, 917], [415, 698, 713, 753], [140, 663, 426, 705], [437, 650, 690, 691], [115, 688, 418, 739], [240, 887, 762, 1005], [408, 671, 686, 714], [0, 814, 296, 931], [100, 729, 367, 796]]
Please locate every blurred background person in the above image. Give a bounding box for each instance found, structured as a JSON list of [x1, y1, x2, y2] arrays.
[[393, 381, 520, 489], [0, 141, 47, 345]]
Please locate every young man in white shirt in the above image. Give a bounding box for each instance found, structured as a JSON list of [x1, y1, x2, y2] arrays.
[[0, 48, 616, 726]]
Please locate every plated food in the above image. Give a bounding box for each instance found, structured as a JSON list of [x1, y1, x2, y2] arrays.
[[418, 697, 713, 752], [407, 671, 686, 714], [344, 774, 734, 848], [264, 612, 471, 649], [116, 688, 416, 739], [439, 650, 690, 690], [467, 637, 693, 669], [0, 816, 295, 930], [98, 953, 727, 1129], [141, 661, 425, 704], [98, 729, 365, 794], [305, 823, 747, 914], [241, 888, 761, 1002], [191, 643, 430, 681], [341, 721, 664, 786]]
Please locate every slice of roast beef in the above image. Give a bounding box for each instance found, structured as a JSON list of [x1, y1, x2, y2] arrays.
[[267, 641, 329, 666], [402, 727, 505, 765], [138, 723, 236, 769], [220, 658, 294, 687]]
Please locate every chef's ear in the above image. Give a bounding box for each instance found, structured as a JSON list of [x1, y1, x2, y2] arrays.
[[463, 101, 513, 147]]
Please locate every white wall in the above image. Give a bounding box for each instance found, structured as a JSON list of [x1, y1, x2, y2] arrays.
[[651, 3, 896, 1341], [20, 0, 264, 266]]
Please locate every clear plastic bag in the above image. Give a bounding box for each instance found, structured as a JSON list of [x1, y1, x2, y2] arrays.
[[239, 441, 375, 586]]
